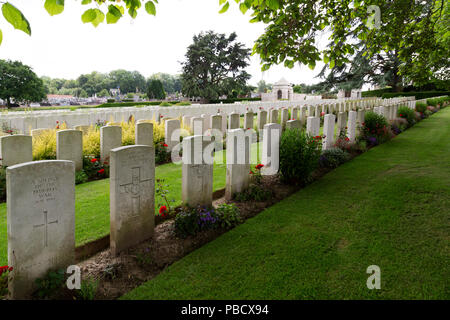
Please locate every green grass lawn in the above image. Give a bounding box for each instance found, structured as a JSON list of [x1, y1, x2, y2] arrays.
[[123, 108, 450, 300], [0, 142, 262, 266]]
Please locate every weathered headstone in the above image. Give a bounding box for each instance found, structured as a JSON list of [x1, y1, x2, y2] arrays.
[[286, 119, 301, 130], [225, 129, 251, 200], [100, 125, 122, 163], [347, 111, 357, 143], [257, 111, 267, 130], [190, 117, 204, 136], [269, 109, 279, 124], [211, 115, 223, 133], [291, 106, 299, 120], [229, 113, 240, 130], [307, 105, 314, 117], [165, 119, 180, 151], [261, 123, 281, 176], [31, 128, 50, 138], [182, 135, 214, 207], [280, 108, 289, 129], [0, 135, 32, 167], [306, 117, 320, 137], [322, 114, 336, 150], [7, 160, 75, 299], [135, 122, 153, 146], [337, 112, 348, 135], [74, 125, 90, 134], [244, 111, 254, 130], [357, 110, 365, 127], [56, 130, 83, 171], [110, 145, 155, 256], [300, 106, 307, 127]]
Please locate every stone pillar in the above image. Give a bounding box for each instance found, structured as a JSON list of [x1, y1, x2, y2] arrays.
[[100, 125, 122, 163], [0, 135, 32, 167], [165, 119, 180, 152], [347, 111, 357, 143], [306, 117, 320, 137], [322, 114, 336, 150], [7, 160, 75, 299], [135, 122, 153, 146], [225, 129, 251, 200], [300, 106, 307, 127], [261, 123, 281, 176], [110, 145, 155, 256], [56, 129, 83, 171], [182, 135, 214, 207]]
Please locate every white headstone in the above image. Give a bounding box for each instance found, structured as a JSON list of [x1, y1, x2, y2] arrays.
[[322, 114, 336, 150], [135, 122, 153, 146], [257, 111, 267, 130], [7, 160, 75, 299], [229, 113, 240, 130], [347, 111, 357, 143], [100, 125, 122, 163], [244, 111, 254, 130], [182, 135, 214, 207], [110, 145, 155, 256], [261, 123, 281, 176], [226, 129, 251, 200], [306, 117, 320, 137], [165, 119, 180, 152], [0, 135, 32, 167], [56, 130, 83, 171]]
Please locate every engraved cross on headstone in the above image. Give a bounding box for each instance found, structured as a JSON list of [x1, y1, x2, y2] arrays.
[[33, 209, 58, 248], [120, 167, 152, 218]]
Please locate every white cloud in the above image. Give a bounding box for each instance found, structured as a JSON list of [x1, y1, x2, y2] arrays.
[[0, 0, 326, 86]]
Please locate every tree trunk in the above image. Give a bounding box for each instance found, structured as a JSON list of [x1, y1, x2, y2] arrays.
[[6, 97, 11, 109], [391, 51, 403, 92]]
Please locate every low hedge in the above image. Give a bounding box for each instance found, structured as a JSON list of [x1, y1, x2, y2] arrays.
[[208, 97, 261, 104], [381, 91, 450, 100]]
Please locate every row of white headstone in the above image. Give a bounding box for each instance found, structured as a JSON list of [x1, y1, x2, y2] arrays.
[[4, 97, 416, 299], [0, 98, 416, 169], [1, 96, 410, 135]]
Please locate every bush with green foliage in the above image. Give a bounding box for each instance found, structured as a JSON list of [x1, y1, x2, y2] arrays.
[[279, 128, 322, 185], [359, 112, 391, 146], [397, 106, 416, 127], [77, 278, 99, 300], [381, 91, 450, 100], [75, 170, 89, 185], [319, 148, 351, 169], [34, 269, 66, 299], [415, 102, 427, 113], [0, 167, 6, 202], [234, 184, 273, 202]]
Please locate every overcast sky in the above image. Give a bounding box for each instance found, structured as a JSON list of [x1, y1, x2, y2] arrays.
[[0, 0, 327, 86]]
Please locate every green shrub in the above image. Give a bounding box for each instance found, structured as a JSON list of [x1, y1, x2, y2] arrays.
[[381, 91, 450, 100], [77, 278, 99, 300], [234, 184, 273, 202], [34, 269, 66, 299], [159, 102, 172, 107], [174, 206, 203, 238], [398, 106, 416, 127], [415, 102, 427, 113], [75, 170, 89, 185], [174, 101, 191, 106], [319, 148, 351, 169], [279, 128, 322, 185], [359, 111, 391, 146], [215, 203, 242, 229], [427, 98, 439, 107]]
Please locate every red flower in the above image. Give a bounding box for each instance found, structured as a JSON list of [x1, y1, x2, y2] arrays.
[[163, 143, 168, 147], [345, 137, 350, 141], [103, 161, 109, 165], [249, 170, 254, 174], [98, 169, 105, 174], [159, 205, 168, 215], [255, 164, 264, 170], [91, 158, 98, 163]]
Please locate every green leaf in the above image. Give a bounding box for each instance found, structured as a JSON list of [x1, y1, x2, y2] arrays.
[[329, 60, 335, 69], [219, 2, 229, 13], [308, 62, 316, 70], [2, 3, 31, 35], [0, 29, 2, 45], [239, 3, 248, 14], [44, 0, 65, 16], [219, 0, 227, 4], [145, 1, 156, 15], [81, 0, 92, 4], [266, 0, 279, 11], [81, 8, 105, 27], [261, 63, 271, 71], [106, 5, 122, 24], [323, 55, 329, 64]]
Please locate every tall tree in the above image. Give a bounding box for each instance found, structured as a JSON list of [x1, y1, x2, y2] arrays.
[[146, 79, 166, 100], [0, 59, 46, 108], [181, 31, 251, 102]]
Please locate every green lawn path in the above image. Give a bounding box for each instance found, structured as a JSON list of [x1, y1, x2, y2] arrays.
[[0, 143, 262, 266], [122, 108, 450, 300]]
